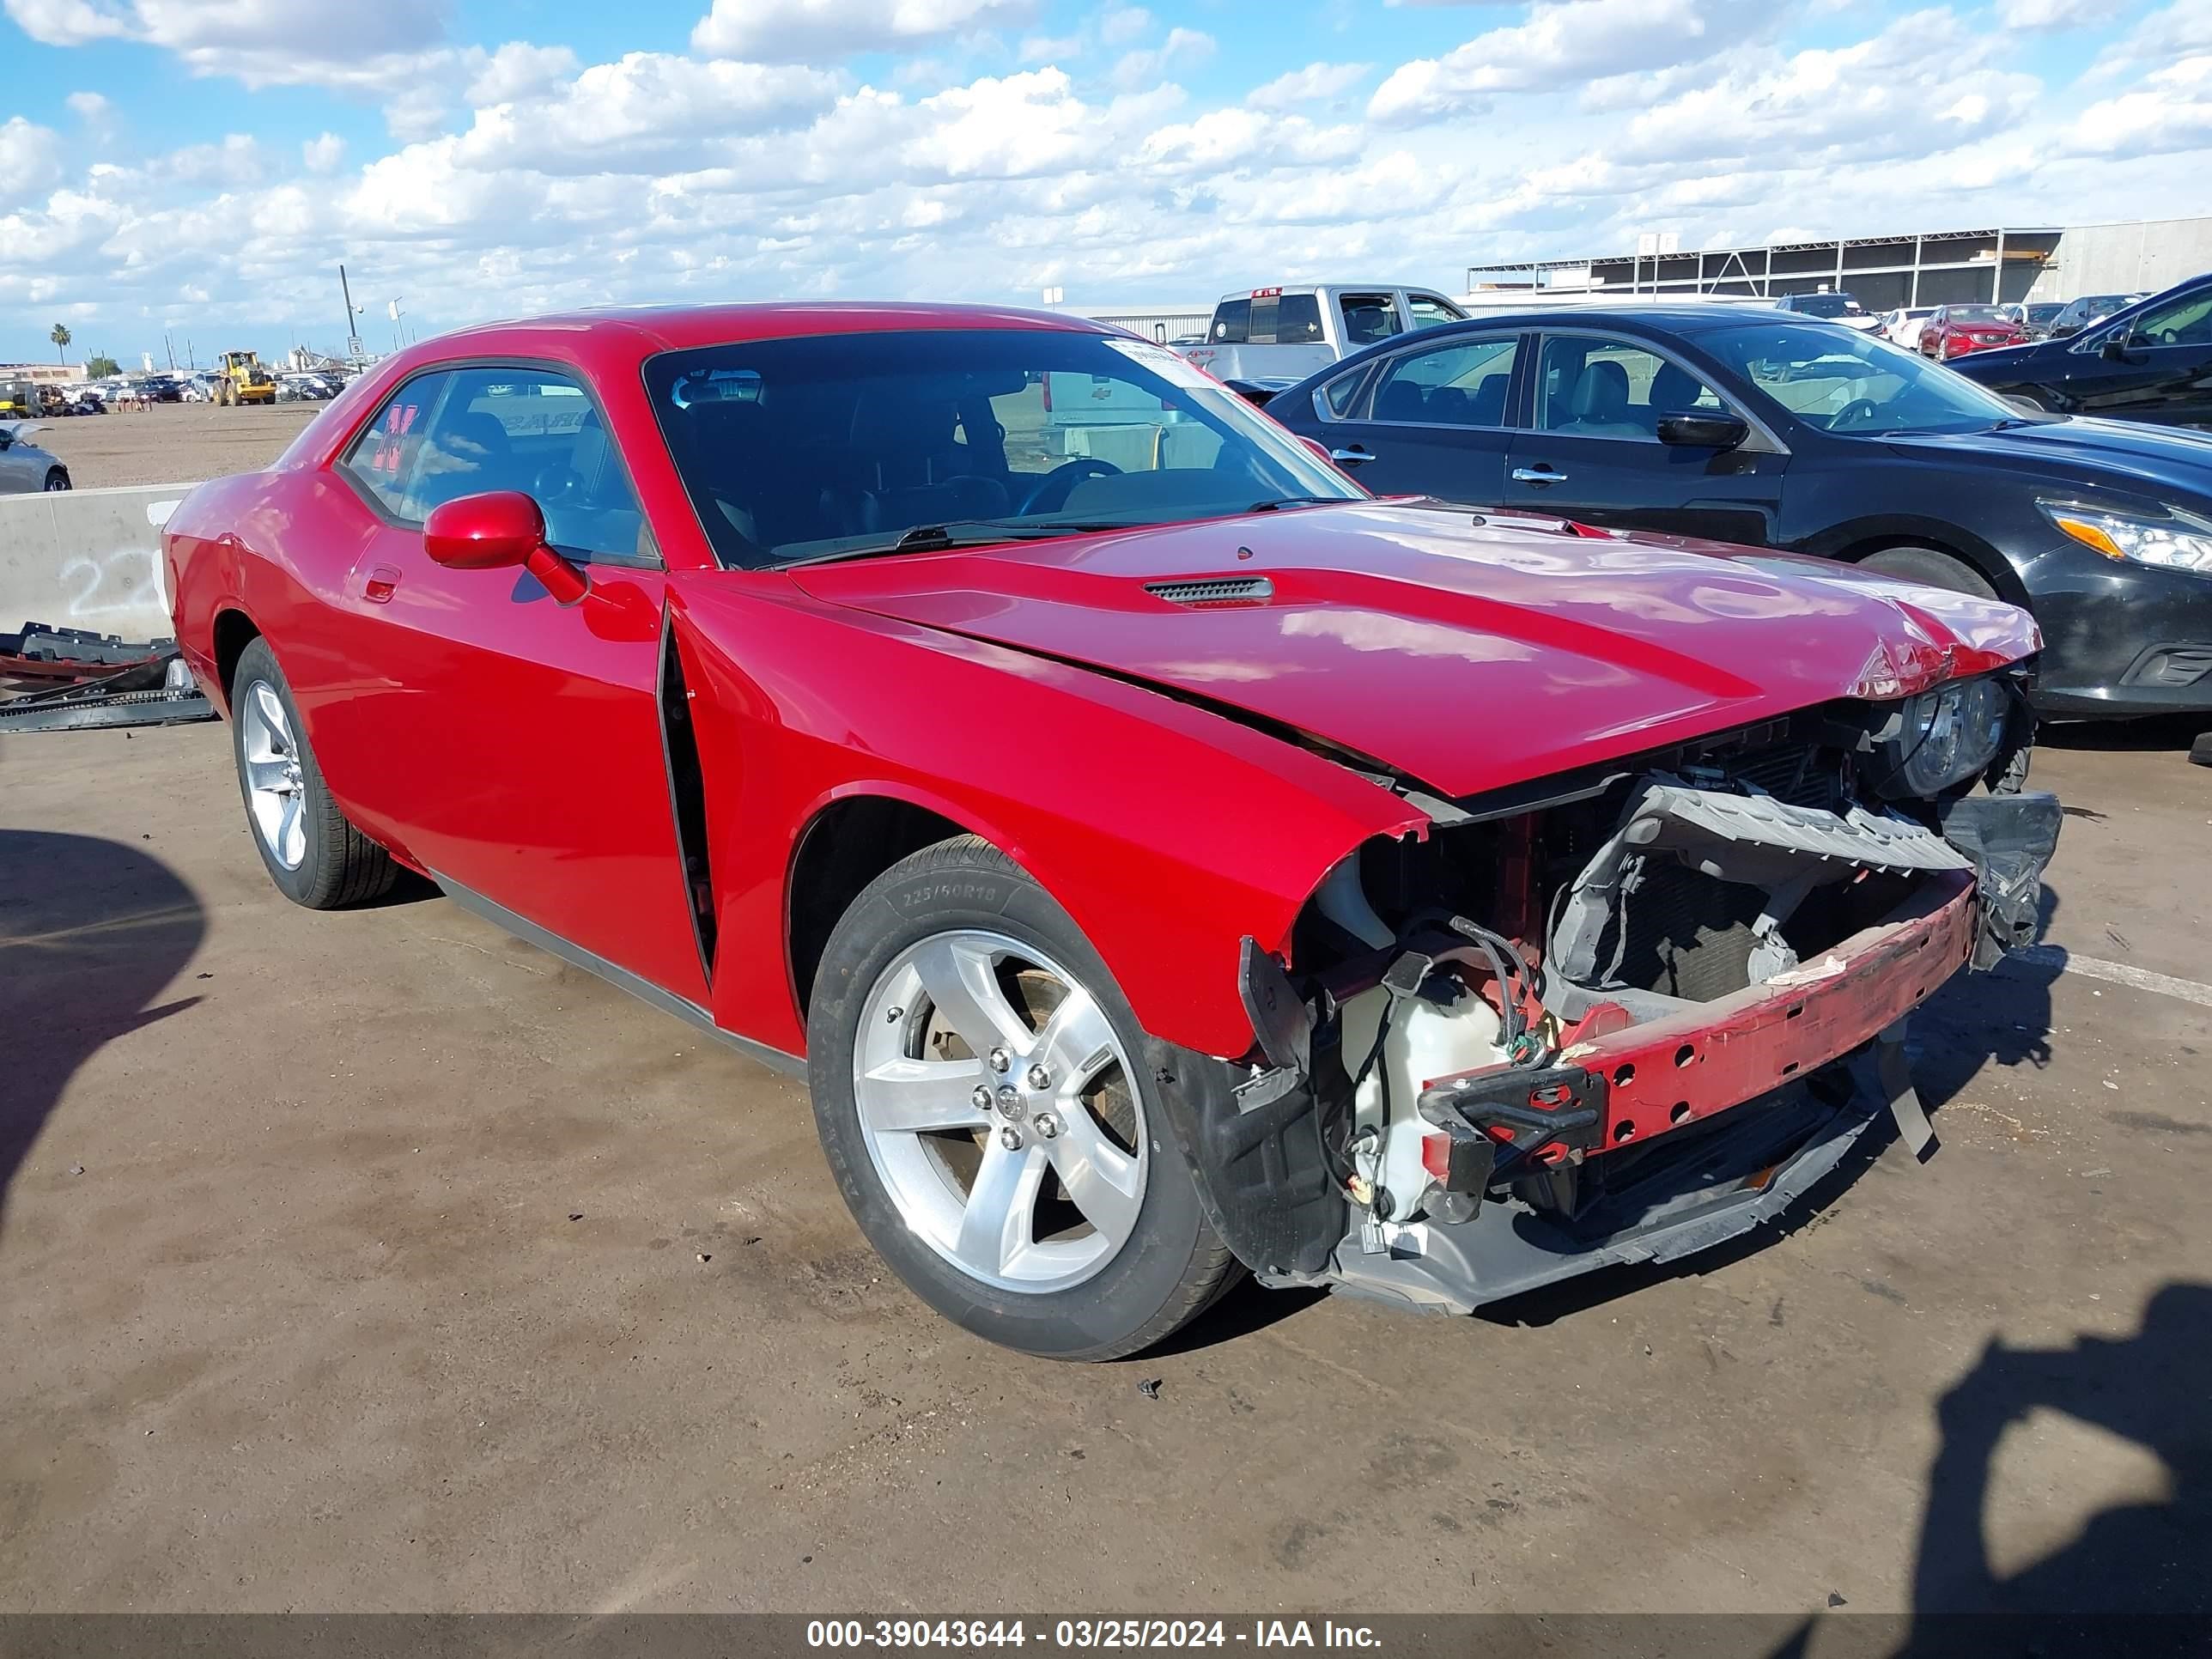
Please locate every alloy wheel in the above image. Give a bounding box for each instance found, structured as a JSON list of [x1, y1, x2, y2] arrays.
[[852, 929, 1147, 1294], [239, 678, 307, 870]]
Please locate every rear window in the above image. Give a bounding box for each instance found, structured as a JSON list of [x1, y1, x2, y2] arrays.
[[1273, 293, 1324, 344], [1216, 293, 1324, 345], [1787, 294, 1863, 318]]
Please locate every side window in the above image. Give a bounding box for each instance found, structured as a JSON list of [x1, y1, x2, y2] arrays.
[[1535, 337, 1720, 441], [339, 372, 451, 520], [1319, 364, 1369, 420], [1406, 294, 1466, 329], [1212, 299, 1250, 343], [1339, 293, 1401, 348], [343, 366, 647, 549], [1276, 293, 1325, 345], [1369, 337, 1520, 428], [2135, 289, 2212, 346]]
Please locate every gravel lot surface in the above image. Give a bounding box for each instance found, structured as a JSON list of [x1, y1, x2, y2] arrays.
[[36, 404, 319, 489], [3, 715, 2206, 1618]]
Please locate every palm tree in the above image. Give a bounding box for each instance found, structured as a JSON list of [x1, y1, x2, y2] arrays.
[[50, 323, 71, 365]]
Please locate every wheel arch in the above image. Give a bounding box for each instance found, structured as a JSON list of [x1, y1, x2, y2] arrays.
[[785, 787, 988, 1021], [211, 606, 263, 702], [1810, 520, 2032, 611]]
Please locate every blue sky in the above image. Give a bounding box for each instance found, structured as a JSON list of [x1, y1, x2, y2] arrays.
[[2, 0, 2204, 367]]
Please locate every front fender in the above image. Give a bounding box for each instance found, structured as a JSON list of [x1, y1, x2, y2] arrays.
[[665, 571, 1426, 1060]]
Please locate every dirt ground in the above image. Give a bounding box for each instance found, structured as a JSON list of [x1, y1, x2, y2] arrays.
[[36, 404, 319, 489], [1, 716, 2207, 1618]]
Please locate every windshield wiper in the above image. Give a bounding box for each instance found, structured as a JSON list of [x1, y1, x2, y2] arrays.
[[781, 520, 1109, 568], [1246, 495, 1357, 513]]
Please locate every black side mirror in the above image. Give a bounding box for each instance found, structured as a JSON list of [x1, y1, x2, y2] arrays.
[[1656, 411, 1749, 450], [2100, 333, 2136, 362]]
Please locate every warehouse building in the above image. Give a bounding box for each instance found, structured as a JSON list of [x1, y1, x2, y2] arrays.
[[1464, 216, 2211, 312]]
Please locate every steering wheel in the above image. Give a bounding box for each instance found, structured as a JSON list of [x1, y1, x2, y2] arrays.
[[1017, 457, 1121, 516], [1830, 398, 1881, 432], [533, 462, 585, 505]]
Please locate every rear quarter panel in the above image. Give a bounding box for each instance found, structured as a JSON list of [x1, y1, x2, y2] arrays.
[[164, 465, 418, 857]]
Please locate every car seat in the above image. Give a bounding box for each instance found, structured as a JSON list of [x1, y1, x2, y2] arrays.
[[1563, 361, 1644, 438], [1375, 378, 1428, 422]]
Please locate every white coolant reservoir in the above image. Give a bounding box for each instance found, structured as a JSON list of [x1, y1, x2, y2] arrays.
[[1339, 969, 1507, 1220]]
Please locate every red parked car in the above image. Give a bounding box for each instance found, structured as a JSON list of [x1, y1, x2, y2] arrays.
[[164, 304, 2061, 1359], [1919, 304, 2027, 361]]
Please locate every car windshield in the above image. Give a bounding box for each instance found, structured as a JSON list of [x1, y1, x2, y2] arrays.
[[1947, 307, 2007, 325], [644, 328, 1363, 569], [1790, 295, 1863, 318], [1700, 321, 2024, 435]]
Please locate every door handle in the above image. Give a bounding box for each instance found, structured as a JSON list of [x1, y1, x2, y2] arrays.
[[362, 564, 401, 604], [1329, 448, 1375, 465], [1510, 466, 1567, 484]]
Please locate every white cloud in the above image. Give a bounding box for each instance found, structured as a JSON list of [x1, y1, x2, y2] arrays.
[[2064, 53, 2212, 155], [691, 0, 1035, 62], [1996, 0, 2123, 26], [3, 0, 131, 44], [7, 0, 450, 75], [3, 0, 2209, 368], [454, 53, 841, 174], [64, 90, 112, 121], [465, 41, 581, 106], [1098, 4, 1151, 46], [0, 117, 64, 208], [2093, 0, 2212, 74], [1248, 62, 1372, 108], [1113, 27, 1212, 92], [1370, 0, 1762, 124], [1610, 11, 2036, 171], [1018, 31, 1083, 61]]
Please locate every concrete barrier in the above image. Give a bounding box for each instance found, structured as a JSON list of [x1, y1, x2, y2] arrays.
[[0, 483, 199, 644]]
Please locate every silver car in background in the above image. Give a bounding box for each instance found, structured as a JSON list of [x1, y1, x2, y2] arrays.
[[0, 422, 71, 493]]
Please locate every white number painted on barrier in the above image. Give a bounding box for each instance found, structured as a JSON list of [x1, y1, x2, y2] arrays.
[[59, 548, 165, 621]]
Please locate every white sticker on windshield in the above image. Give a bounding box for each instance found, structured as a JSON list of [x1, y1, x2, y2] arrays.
[[1102, 337, 1218, 392]]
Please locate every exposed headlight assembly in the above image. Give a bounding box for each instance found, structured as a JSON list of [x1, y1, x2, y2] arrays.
[[1874, 676, 2011, 797], [2040, 499, 2212, 573]]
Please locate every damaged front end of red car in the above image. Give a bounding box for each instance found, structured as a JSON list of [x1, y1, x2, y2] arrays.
[[1206, 672, 2062, 1316]]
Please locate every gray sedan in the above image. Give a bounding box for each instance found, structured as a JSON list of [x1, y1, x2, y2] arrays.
[[0, 421, 70, 493]]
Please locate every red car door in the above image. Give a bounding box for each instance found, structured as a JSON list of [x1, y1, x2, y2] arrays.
[[314, 362, 710, 1005]]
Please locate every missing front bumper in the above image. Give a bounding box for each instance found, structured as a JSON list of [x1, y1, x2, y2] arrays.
[[1297, 1060, 1887, 1315]]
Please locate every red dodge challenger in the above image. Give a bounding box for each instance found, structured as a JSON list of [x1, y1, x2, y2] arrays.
[[166, 303, 2062, 1359]]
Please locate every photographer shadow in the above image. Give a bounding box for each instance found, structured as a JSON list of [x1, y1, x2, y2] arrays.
[[0, 829, 205, 1228]]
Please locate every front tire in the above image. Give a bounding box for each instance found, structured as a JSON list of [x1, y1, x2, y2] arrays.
[[806, 836, 1238, 1360], [230, 637, 398, 908], [1858, 544, 2001, 601], [43, 469, 69, 491]]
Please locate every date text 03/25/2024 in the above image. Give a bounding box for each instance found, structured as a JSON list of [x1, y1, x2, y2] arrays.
[[805, 1620, 1382, 1650]]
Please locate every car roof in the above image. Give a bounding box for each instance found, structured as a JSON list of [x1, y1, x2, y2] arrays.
[[1393, 303, 1787, 334], [1211, 284, 1448, 301], [419, 301, 1111, 358]]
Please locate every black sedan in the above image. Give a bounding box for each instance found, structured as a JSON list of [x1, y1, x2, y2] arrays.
[[1950, 273, 2212, 430], [1266, 305, 2212, 717]]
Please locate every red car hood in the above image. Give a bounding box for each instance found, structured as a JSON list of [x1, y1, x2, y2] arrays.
[[792, 503, 2039, 799]]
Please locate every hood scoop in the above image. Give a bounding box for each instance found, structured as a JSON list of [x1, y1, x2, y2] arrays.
[[1145, 575, 1274, 607]]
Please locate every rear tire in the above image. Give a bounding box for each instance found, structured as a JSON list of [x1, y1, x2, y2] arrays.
[[806, 836, 1238, 1360], [230, 637, 398, 908], [1858, 544, 2001, 601], [43, 469, 69, 491]]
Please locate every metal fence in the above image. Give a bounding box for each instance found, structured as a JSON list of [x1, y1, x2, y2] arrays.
[[1081, 310, 1212, 343]]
